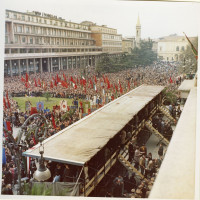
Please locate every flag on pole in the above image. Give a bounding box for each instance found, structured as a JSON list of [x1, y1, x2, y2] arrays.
[[21, 76, 25, 82], [25, 73, 29, 82], [3, 97, 7, 109], [169, 76, 173, 84], [183, 32, 198, 60], [34, 79, 37, 87], [51, 113, 57, 129], [38, 78, 41, 87], [6, 91, 10, 108]]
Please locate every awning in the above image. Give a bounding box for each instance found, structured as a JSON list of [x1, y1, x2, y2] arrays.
[[23, 85, 164, 166]]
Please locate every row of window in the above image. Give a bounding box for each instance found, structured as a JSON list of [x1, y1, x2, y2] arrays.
[[102, 41, 122, 46], [103, 47, 122, 52], [90, 26, 117, 35], [10, 24, 91, 39], [159, 46, 185, 52], [6, 11, 88, 31], [102, 34, 122, 41], [5, 48, 101, 54], [6, 35, 95, 46]]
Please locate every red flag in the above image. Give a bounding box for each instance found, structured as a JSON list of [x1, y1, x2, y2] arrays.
[[56, 74, 61, 83], [51, 113, 57, 129], [50, 81, 54, 89], [61, 81, 68, 88], [38, 78, 41, 87], [54, 79, 57, 87], [3, 97, 7, 109], [169, 76, 173, 84], [70, 76, 75, 83], [128, 81, 130, 91], [21, 76, 25, 82], [34, 79, 37, 87], [120, 84, 123, 94], [32, 136, 37, 145], [94, 76, 97, 84], [25, 73, 29, 82], [30, 107, 38, 115], [25, 82, 29, 88], [6, 121, 11, 131], [6, 91, 10, 108], [63, 73, 67, 82]]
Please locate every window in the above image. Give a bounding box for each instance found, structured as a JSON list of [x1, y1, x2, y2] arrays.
[[176, 46, 179, 51], [28, 16, 30, 21], [35, 37, 39, 44], [17, 26, 22, 33], [22, 37, 26, 43], [31, 26, 35, 34], [5, 36, 8, 44], [181, 46, 185, 51], [14, 14, 17, 19], [30, 37, 33, 44], [26, 27, 30, 33], [159, 47, 162, 51], [14, 35, 18, 43], [22, 15, 25, 21], [6, 12, 9, 18], [44, 19, 47, 24]]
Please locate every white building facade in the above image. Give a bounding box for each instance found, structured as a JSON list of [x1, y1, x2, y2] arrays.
[[4, 10, 103, 77]]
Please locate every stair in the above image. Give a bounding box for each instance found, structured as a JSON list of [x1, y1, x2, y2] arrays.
[[118, 154, 147, 181], [145, 121, 169, 146], [159, 106, 176, 122]]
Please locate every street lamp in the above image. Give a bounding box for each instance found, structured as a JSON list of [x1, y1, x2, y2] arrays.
[[33, 138, 51, 182], [4, 114, 50, 194]]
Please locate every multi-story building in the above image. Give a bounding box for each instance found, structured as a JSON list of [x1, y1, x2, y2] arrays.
[[157, 34, 196, 61], [81, 21, 122, 54], [122, 38, 133, 53], [4, 10, 103, 77]]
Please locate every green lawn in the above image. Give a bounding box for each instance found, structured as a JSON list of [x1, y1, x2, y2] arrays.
[[13, 97, 74, 112]]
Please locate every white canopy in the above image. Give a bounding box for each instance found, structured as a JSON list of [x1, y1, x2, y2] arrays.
[[23, 85, 164, 166]]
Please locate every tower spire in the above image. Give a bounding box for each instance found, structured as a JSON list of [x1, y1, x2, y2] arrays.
[[137, 15, 140, 26], [135, 14, 141, 48]]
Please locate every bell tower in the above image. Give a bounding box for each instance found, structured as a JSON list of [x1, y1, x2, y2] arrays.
[[136, 15, 141, 48]]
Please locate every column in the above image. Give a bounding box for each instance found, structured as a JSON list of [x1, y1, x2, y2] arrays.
[[33, 58, 36, 74], [18, 60, 20, 76], [71, 56, 74, 69], [26, 59, 28, 74], [50, 57, 52, 72], [58, 57, 61, 70], [10, 60, 13, 77], [60, 57, 63, 70], [66, 57, 68, 70], [40, 58, 43, 73]]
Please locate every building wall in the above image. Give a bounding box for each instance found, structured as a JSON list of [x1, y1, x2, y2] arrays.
[[122, 39, 133, 53], [4, 10, 103, 76], [157, 36, 188, 61], [91, 33, 102, 46]]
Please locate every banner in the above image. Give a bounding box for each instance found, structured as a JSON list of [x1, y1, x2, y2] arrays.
[[2, 148, 6, 165], [60, 100, 68, 112], [25, 101, 31, 112], [37, 102, 44, 111]]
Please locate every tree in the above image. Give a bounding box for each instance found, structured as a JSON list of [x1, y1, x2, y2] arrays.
[[96, 39, 157, 73], [130, 40, 157, 66], [180, 37, 198, 73], [43, 92, 51, 101]]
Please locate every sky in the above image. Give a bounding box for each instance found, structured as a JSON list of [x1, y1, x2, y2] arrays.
[[2, 0, 200, 39]]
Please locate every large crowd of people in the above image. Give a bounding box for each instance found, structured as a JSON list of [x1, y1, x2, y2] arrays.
[[2, 61, 184, 196]]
